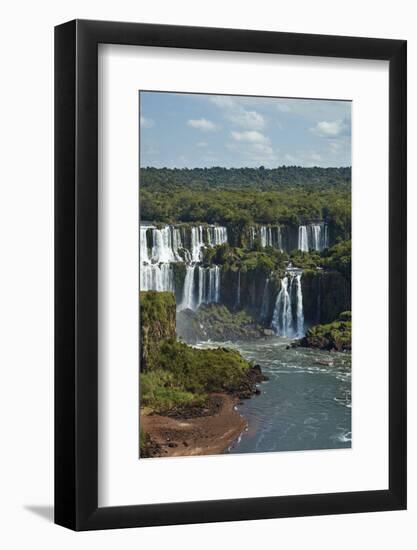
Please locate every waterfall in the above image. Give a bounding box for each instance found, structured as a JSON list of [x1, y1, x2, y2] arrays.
[[277, 226, 283, 251], [197, 266, 206, 309], [311, 225, 321, 251], [178, 265, 196, 311], [208, 266, 220, 303], [191, 226, 204, 262], [250, 222, 329, 253], [140, 263, 173, 292], [298, 226, 309, 252], [171, 227, 184, 260], [271, 271, 304, 337], [140, 221, 318, 320], [256, 226, 281, 249], [271, 277, 294, 337], [151, 226, 179, 263], [206, 225, 227, 246], [178, 265, 221, 311], [295, 273, 304, 336], [140, 225, 150, 264], [260, 226, 267, 247]]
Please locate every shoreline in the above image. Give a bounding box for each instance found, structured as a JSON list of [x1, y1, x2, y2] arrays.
[[140, 393, 247, 458]]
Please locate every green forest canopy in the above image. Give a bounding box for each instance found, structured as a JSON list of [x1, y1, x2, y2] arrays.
[[140, 167, 351, 227]]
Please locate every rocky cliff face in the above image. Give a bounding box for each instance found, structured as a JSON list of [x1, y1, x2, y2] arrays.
[[140, 291, 176, 371], [302, 270, 351, 325]]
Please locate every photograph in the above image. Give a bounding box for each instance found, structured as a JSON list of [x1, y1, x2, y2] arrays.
[[139, 91, 352, 458]]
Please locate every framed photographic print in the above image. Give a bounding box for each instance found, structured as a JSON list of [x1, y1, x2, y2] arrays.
[[55, 20, 406, 530]]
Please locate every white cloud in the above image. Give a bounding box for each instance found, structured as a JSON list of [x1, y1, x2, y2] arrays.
[[209, 96, 236, 109], [276, 102, 292, 113], [196, 141, 208, 148], [228, 130, 275, 165], [311, 119, 349, 137], [209, 96, 265, 130], [140, 115, 154, 128], [230, 130, 268, 143], [229, 109, 265, 130], [187, 118, 217, 132]]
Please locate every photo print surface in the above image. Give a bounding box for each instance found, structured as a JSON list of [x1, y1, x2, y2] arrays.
[[139, 91, 351, 458]]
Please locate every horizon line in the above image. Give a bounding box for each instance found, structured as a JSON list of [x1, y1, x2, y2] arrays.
[[140, 165, 352, 170]]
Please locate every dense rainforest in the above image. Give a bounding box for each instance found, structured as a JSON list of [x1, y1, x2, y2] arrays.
[[140, 167, 351, 236]]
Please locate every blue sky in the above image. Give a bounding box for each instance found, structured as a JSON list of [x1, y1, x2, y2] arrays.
[[140, 91, 351, 168]]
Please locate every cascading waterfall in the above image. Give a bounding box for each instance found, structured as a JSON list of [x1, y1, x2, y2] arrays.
[[207, 225, 228, 246], [271, 271, 305, 338], [140, 222, 314, 326], [191, 226, 204, 262], [140, 226, 150, 264], [171, 227, 184, 260], [140, 223, 227, 298], [260, 226, 268, 247], [141, 263, 173, 292], [140, 224, 173, 291], [197, 266, 206, 309], [298, 226, 309, 252], [255, 226, 282, 250], [271, 277, 294, 337], [311, 225, 321, 251], [151, 226, 177, 263], [277, 226, 283, 251], [178, 265, 221, 311], [208, 266, 220, 304], [179, 265, 196, 311], [251, 223, 328, 252], [295, 273, 304, 337]]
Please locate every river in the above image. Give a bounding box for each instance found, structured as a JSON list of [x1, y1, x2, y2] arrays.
[[196, 338, 351, 454]]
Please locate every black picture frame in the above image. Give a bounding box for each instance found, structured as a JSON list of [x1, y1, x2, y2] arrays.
[[55, 19, 407, 531]]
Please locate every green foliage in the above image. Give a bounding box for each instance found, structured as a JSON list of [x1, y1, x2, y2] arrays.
[[205, 243, 289, 276], [301, 312, 352, 351], [321, 240, 351, 277], [141, 166, 351, 191], [140, 291, 176, 335], [289, 241, 351, 275], [140, 369, 207, 413], [140, 167, 351, 237], [289, 249, 322, 269], [140, 339, 251, 413], [140, 291, 252, 413], [140, 291, 177, 371]]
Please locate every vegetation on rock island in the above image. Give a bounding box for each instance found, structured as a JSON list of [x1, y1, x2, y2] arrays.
[[296, 311, 352, 351]]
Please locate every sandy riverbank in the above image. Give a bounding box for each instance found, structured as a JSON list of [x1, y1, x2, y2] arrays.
[[140, 393, 246, 458]]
